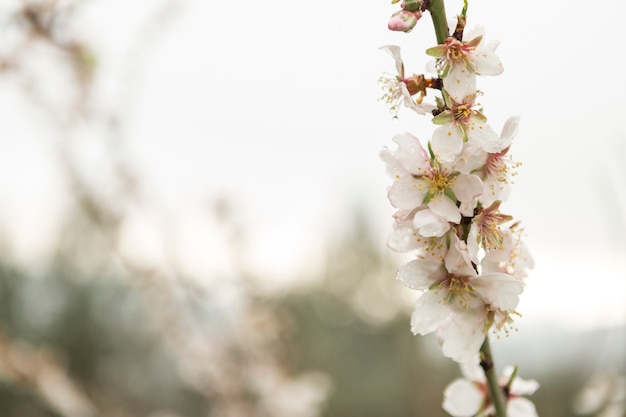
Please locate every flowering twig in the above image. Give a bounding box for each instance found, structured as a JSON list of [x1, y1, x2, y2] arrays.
[[379, 1, 539, 416]]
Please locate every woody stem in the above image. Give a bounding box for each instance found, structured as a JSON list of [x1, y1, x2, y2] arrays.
[[480, 337, 508, 417], [426, 0, 449, 44]]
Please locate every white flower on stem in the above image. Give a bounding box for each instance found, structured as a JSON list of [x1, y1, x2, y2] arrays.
[[431, 92, 501, 164], [397, 238, 523, 362], [381, 132, 483, 227], [467, 200, 513, 263], [482, 224, 534, 282], [443, 359, 539, 417], [478, 116, 523, 206], [426, 27, 503, 101], [378, 45, 436, 117]]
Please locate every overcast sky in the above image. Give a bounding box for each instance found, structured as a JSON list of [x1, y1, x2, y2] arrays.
[[1, 0, 625, 331]]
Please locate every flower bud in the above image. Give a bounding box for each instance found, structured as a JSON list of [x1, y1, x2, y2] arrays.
[[387, 10, 421, 33]]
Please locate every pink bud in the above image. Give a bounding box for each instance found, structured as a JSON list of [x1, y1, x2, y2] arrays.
[[387, 10, 421, 33]]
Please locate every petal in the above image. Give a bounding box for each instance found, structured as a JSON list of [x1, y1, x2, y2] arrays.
[[508, 398, 539, 417], [439, 311, 487, 363], [380, 146, 407, 178], [500, 115, 520, 148], [428, 194, 461, 223], [471, 43, 504, 76], [443, 66, 477, 102], [444, 237, 476, 276], [396, 258, 446, 290], [455, 142, 488, 174], [401, 83, 434, 115], [431, 124, 464, 164], [481, 176, 510, 207], [391, 132, 430, 174], [411, 290, 451, 335], [452, 174, 483, 202], [413, 209, 450, 237], [460, 357, 486, 382], [380, 44, 404, 76], [473, 273, 523, 310], [507, 371, 540, 396], [387, 222, 419, 252], [442, 379, 484, 417], [467, 119, 503, 153], [388, 176, 426, 209], [466, 225, 481, 264]]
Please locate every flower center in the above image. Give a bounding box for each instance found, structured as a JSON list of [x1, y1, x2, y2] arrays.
[[378, 74, 403, 115], [453, 103, 474, 124], [444, 38, 469, 63], [428, 167, 453, 194], [484, 153, 516, 182], [442, 274, 474, 308], [474, 206, 513, 252]]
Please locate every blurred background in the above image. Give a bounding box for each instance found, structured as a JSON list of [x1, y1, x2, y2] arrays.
[[0, 0, 625, 416]]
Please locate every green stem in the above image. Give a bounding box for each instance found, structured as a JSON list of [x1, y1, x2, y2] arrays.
[[480, 337, 508, 417], [426, 0, 449, 44]]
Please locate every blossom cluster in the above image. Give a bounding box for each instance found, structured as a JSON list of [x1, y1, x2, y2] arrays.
[[379, 5, 537, 416]]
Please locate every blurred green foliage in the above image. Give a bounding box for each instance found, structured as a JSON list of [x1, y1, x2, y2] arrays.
[[1, 216, 624, 416]]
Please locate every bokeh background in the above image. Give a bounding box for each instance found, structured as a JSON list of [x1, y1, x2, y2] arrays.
[[0, 0, 625, 416]]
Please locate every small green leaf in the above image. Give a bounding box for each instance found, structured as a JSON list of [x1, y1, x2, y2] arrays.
[[444, 187, 457, 203], [432, 111, 452, 125], [425, 45, 444, 58]]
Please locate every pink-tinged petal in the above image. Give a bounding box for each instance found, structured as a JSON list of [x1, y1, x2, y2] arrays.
[[413, 209, 450, 237], [396, 258, 446, 290], [391, 132, 430, 173], [442, 379, 484, 417], [387, 223, 420, 252], [474, 273, 523, 310], [428, 194, 461, 224], [410, 290, 451, 335], [388, 176, 426, 209], [500, 115, 520, 148], [379, 44, 404, 76], [439, 311, 486, 363], [467, 120, 502, 153], [431, 124, 464, 164], [443, 66, 477, 102], [508, 398, 539, 417], [380, 147, 407, 178], [452, 174, 483, 202]]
